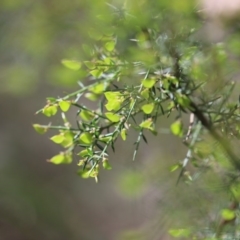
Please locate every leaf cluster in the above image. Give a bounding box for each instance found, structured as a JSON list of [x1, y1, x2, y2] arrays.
[[33, 2, 240, 239]]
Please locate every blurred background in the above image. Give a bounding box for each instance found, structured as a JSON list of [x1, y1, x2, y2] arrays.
[[1, 0, 240, 239]]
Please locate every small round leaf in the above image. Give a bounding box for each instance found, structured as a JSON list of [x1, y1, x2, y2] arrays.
[[105, 41, 115, 52], [141, 103, 154, 114], [42, 105, 58, 117], [79, 132, 93, 144], [59, 101, 71, 112], [105, 112, 120, 122], [170, 120, 183, 137]]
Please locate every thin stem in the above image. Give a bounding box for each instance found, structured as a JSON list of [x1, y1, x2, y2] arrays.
[[40, 125, 79, 131]]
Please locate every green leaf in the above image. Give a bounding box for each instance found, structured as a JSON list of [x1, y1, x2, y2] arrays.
[[176, 94, 191, 108], [77, 149, 89, 157], [104, 92, 124, 111], [168, 101, 175, 110], [120, 128, 127, 141], [105, 101, 121, 111], [50, 134, 65, 144], [79, 132, 93, 145], [170, 120, 183, 137], [49, 153, 72, 164], [105, 112, 121, 122], [84, 61, 95, 69], [89, 69, 103, 78], [79, 110, 94, 121], [78, 169, 91, 179], [89, 82, 107, 94], [142, 78, 155, 88], [42, 105, 58, 117], [104, 91, 121, 101], [103, 57, 113, 65], [140, 89, 149, 100], [59, 101, 71, 112], [78, 166, 99, 180], [103, 159, 112, 170], [221, 209, 235, 221], [105, 41, 115, 52], [60, 132, 73, 148], [85, 92, 99, 101], [141, 103, 154, 114], [139, 118, 153, 130], [77, 159, 86, 166], [33, 124, 48, 134], [99, 135, 112, 143], [170, 164, 180, 172], [61, 59, 81, 71], [168, 228, 191, 238]]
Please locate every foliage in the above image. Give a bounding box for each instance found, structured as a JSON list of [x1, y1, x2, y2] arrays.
[[34, 1, 240, 239]]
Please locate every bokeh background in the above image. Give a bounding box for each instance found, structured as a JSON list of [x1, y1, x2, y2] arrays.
[[1, 0, 240, 239]]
